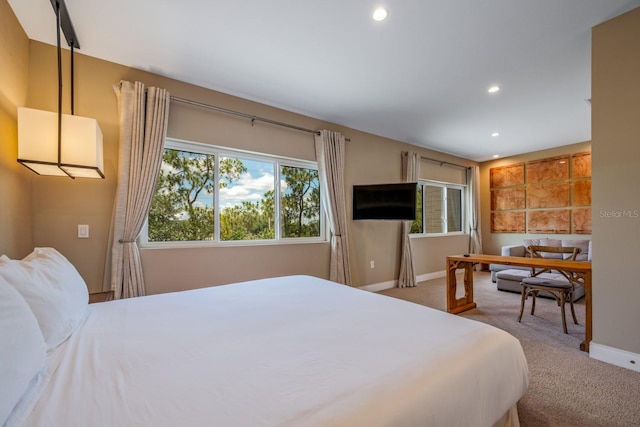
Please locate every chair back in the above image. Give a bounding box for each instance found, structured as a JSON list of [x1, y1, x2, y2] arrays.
[[527, 245, 580, 261], [526, 245, 581, 280]]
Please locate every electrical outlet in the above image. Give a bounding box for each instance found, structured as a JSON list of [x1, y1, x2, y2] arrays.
[[78, 224, 89, 239], [370, 260, 375, 269]]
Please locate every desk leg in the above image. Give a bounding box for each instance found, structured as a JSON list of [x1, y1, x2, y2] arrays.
[[446, 258, 477, 314], [579, 271, 592, 352]]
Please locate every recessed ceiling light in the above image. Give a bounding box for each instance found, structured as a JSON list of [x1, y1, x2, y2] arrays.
[[491, 132, 500, 137], [493, 154, 500, 158], [488, 85, 501, 94], [373, 7, 388, 21]]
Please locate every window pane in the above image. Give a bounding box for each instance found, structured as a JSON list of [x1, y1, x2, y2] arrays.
[[447, 187, 462, 232], [148, 148, 215, 242], [219, 157, 275, 241], [410, 184, 423, 233], [424, 185, 443, 233], [280, 166, 320, 238]]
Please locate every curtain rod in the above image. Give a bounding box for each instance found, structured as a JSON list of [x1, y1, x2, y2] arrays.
[[421, 155, 470, 170], [170, 96, 350, 141]]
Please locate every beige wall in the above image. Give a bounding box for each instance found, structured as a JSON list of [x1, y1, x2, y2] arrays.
[[2, 0, 473, 294], [592, 7, 640, 354], [0, 0, 32, 258], [479, 141, 592, 256]]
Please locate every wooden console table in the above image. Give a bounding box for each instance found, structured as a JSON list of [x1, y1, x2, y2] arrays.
[[446, 254, 592, 352]]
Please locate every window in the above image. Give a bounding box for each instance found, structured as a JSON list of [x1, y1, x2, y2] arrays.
[[411, 181, 466, 235], [144, 139, 323, 245]]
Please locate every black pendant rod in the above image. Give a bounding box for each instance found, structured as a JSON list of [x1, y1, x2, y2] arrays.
[[55, 1, 73, 178], [55, 1, 62, 167], [50, 0, 80, 49]]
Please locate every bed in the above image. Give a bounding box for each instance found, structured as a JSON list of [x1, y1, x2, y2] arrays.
[[1, 248, 528, 427]]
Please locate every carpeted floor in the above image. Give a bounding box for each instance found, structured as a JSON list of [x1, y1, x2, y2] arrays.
[[378, 271, 640, 427]]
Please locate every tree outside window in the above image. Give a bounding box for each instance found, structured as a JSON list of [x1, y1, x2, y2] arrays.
[[147, 142, 322, 244]]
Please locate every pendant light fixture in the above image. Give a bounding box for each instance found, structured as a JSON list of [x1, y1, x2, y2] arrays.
[[17, 0, 104, 179]]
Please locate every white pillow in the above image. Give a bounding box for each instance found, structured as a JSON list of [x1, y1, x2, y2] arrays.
[[0, 276, 46, 426], [562, 239, 590, 261], [539, 238, 563, 259], [0, 248, 89, 352]]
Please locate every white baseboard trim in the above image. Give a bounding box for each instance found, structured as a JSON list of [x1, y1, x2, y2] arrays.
[[359, 280, 397, 292], [359, 270, 446, 293], [417, 270, 446, 283], [589, 342, 640, 373]]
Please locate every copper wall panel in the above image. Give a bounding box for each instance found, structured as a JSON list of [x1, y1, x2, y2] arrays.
[[572, 179, 592, 206], [527, 209, 571, 234], [491, 187, 526, 210], [571, 152, 592, 178], [526, 156, 569, 183], [527, 183, 571, 208], [490, 152, 591, 235], [491, 211, 526, 233], [490, 163, 525, 188], [572, 207, 592, 234]]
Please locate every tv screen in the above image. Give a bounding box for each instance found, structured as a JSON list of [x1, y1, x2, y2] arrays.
[[353, 183, 417, 220]]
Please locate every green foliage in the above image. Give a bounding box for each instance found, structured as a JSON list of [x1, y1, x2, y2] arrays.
[[220, 198, 275, 240], [280, 166, 320, 238], [149, 149, 246, 242], [410, 184, 423, 233], [148, 149, 321, 242]]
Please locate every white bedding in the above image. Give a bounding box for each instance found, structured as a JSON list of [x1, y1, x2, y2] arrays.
[[15, 275, 528, 427]]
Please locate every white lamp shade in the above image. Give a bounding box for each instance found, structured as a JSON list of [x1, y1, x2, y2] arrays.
[[18, 107, 104, 178]]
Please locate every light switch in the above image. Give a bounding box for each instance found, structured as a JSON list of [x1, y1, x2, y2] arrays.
[[78, 224, 89, 239]]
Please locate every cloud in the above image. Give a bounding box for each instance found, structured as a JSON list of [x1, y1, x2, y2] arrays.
[[219, 171, 274, 206]]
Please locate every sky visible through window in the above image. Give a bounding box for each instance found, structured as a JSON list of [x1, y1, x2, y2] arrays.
[[220, 157, 275, 211]]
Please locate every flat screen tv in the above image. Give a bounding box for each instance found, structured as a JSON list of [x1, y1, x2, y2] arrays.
[[353, 182, 417, 220]]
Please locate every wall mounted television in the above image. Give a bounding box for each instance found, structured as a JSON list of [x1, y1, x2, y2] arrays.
[[352, 182, 418, 220]]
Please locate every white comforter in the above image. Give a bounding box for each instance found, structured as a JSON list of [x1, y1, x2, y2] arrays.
[[16, 275, 528, 427]]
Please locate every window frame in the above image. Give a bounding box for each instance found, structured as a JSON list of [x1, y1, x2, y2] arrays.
[[410, 179, 467, 237], [140, 138, 325, 248]]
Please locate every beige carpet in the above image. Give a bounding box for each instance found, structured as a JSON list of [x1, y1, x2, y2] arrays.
[[378, 271, 640, 427]]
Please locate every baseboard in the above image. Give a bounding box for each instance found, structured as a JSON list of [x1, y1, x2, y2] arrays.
[[589, 342, 640, 373], [359, 280, 397, 292], [359, 270, 446, 293], [417, 270, 446, 283]]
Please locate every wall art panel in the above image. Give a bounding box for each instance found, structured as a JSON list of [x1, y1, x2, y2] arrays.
[[572, 179, 592, 206], [491, 187, 526, 210], [527, 183, 571, 209], [490, 163, 525, 188], [571, 152, 592, 179], [572, 207, 592, 234], [526, 156, 569, 183], [527, 209, 571, 234], [491, 211, 526, 233]]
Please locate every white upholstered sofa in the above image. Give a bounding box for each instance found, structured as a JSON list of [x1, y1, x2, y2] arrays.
[[489, 238, 591, 302]]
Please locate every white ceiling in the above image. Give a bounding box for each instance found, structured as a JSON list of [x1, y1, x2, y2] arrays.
[[8, 0, 640, 161]]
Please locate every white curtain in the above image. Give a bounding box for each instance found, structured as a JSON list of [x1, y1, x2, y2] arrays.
[[107, 81, 170, 299], [314, 130, 352, 285], [398, 151, 420, 287], [468, 166, 483, 269]]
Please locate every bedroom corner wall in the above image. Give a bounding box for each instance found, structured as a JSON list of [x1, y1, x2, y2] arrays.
[[591, 7, 640, 356], [0, 0, 33, 258]]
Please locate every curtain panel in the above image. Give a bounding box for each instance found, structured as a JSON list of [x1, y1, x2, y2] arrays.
[[314, 130, 352, 285], [398, 151, 420, 287], [106, 81, 170, 299]]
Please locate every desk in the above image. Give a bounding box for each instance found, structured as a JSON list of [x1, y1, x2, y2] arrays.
[[446, 254, 592, 352]]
